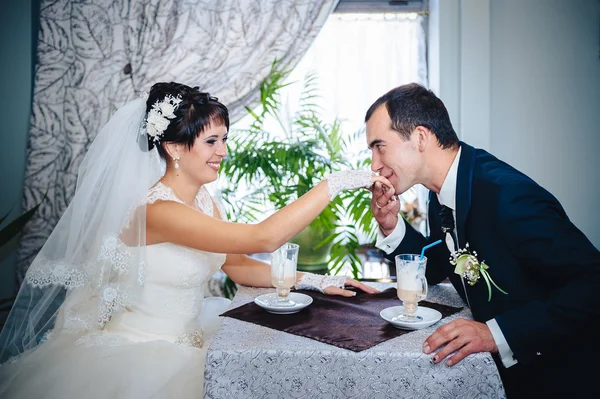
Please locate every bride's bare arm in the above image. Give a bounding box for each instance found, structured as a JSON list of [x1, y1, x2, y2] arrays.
[[146, 175, 394, 254], [216, 199, 380, 295], [222, 254, 380, 296], [220, 254, 275, 287], [215, 203, 274, 287], [215, 211, 322, 289], [146, 180, 332, 253]]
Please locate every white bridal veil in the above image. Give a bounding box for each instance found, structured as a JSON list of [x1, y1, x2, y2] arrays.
[[0, 97, 163, 362]]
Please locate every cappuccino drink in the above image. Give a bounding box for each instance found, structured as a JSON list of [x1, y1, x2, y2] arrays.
[[271, 259, 296, 289], [395, 257, 427, 315]]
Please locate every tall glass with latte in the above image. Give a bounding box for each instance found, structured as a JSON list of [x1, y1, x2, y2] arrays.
[[394, 254, 428, 321], [270, 243, 299, 307]]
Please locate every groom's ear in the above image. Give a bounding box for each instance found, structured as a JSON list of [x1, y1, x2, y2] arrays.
[[415, 126, 430, 152]]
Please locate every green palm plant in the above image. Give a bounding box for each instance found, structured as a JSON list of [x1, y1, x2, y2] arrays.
[[220, 62, 378, 278]]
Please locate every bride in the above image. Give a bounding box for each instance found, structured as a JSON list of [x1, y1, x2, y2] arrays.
[[0, 82, 393, 398]]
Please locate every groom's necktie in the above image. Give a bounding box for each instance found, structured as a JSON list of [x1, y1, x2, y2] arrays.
[[439, 205, 458, 253], [439, 205, 471, 309]]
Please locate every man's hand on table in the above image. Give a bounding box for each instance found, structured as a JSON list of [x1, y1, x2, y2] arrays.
[[423, 318, 498, 366]]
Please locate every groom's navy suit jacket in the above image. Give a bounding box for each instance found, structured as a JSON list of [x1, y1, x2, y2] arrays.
[[387, 142, 600, 397]]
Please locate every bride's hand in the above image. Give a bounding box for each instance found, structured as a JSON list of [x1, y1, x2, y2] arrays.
[[323, 278, 380, 297], [369, 175, 395, 195], [296, 272, 380, 296], [326, 170, 395, 200]]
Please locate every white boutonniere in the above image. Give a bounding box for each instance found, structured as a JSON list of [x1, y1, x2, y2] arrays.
[[450, 243, 508, 301]]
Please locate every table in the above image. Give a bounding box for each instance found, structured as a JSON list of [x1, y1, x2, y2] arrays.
[[204, 283, 506, 398]]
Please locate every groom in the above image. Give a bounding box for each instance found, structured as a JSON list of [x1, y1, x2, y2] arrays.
[[366, 83, 600, 398]]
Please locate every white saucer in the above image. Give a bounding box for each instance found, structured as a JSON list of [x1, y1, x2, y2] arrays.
[[254, 292, 313, 314], [380, 306, 442, 330]]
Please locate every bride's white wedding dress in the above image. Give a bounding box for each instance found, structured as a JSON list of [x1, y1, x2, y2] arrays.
[[0, 182, 230, 398]]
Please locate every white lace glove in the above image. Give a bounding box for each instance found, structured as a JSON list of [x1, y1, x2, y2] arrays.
[[295, 272, 347, 293], [325, 170, 373, 201]]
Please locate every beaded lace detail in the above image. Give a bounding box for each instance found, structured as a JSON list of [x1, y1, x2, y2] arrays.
[[73, 329, 205, 350], [325, 170, 373, 200], [175, 330, 204, 348]]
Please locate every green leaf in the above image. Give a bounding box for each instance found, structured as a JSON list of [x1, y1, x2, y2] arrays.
[[480, 269, 493, 302], [0, 208, 14, 228], [222, 276, 238, 300], [482, 266, 508, 296], [0, 202, 43, 250]]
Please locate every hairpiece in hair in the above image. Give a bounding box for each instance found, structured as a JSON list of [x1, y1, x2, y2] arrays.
[[144, 94, 182, 143]]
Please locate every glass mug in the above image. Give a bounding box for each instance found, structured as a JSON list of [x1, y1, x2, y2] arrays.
[[394, 254, 428, 322], [270, 243, 299, 307]]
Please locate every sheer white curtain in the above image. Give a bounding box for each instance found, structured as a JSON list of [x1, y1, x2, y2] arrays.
[[232, 12, 429, 236], [279, 13, 428, 144]]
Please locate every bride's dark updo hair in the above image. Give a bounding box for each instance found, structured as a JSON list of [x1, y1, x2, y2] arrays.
[[144, 82, 229, 160]]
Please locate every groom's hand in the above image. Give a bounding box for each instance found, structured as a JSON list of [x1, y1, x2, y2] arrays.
[[370, 182, 400, 236], [423, 318, 498, 366]]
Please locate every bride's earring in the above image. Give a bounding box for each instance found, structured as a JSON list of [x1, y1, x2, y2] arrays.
[[173, 155, 181, 176]]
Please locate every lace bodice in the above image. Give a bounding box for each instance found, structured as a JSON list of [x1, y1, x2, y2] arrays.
[[26, 182, 226, 345], [146, 181, 215, 215], [102, 183, 226, 342]]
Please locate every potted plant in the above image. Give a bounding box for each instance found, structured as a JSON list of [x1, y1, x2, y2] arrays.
[[219, 62, 377, 278]]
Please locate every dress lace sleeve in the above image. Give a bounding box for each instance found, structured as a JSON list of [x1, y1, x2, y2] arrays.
[[146, 182, 184, 205]]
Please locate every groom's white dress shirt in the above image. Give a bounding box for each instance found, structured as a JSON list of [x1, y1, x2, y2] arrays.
[[375, 147, 517, 368]]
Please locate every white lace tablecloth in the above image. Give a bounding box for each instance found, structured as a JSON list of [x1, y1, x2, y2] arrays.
[[204, 283, 506, 398]]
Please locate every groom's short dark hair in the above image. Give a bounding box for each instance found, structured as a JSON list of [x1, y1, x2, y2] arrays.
[[365, 83, 459, 149]]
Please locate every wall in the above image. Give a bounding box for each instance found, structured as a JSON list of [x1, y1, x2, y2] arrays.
[[0, 0, 36, 300], [490, 0, 600, 247], [430, 0, 600, 248]]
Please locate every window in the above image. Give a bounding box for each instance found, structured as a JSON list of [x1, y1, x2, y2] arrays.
[[282, 11, 428, 154], [226, 7, 429, 247]]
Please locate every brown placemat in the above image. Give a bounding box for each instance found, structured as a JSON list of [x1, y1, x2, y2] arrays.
[[221, 288, 462, 352]]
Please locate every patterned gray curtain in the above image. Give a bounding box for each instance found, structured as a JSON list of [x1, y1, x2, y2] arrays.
[[17, 0, 338, 281]]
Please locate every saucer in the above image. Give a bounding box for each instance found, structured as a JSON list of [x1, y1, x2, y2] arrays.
[[380, 306, 442, 330], [254, 292, 313, 314]]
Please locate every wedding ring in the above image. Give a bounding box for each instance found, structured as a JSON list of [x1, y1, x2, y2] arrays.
[[375, 201, 384, 209]]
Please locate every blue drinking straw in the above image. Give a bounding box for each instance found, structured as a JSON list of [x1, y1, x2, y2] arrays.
[[420, 239, 443, 260]]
